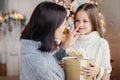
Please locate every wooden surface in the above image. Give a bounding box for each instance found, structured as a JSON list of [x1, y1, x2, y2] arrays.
[[0, 76, 19, 80], [98, 0, 120, 79], [108, 39, 120, 80], [0, 64, 6, 76]]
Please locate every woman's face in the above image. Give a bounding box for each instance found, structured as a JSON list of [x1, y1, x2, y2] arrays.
[[75, 10, 93, 35], [55, 18, 67, 42]]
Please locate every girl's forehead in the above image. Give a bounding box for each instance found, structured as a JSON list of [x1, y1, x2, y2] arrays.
[[76, 10, 90, 19]]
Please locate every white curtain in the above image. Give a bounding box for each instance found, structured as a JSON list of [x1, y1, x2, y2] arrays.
[[5, 20, 21, 76], [1, 0, 52, 76]]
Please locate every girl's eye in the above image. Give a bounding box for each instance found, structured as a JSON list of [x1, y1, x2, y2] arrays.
[[75, 20, 80, 23], [83, 20, 88, 22]]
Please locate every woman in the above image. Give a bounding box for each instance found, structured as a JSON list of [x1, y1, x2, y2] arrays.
[[20, 1, 80, 80]]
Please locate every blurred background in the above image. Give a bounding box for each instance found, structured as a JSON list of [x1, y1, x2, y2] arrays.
[[0, 0, 120, 80]]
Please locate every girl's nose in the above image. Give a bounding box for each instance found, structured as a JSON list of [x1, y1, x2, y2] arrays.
[[77, 21, 83, 27]]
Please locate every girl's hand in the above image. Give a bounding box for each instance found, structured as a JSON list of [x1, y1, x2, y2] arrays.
[[101, 69, 110, 80], [80, 65, 100, 78], [62, 26, 81, 49]]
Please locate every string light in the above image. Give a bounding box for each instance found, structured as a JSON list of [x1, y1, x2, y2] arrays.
[[53, 0, 105, 33], [61, 27, 70, 43], [95, 2, 98, 6], [0, 11, 25, 22], [0, 16, 5, 22], [10, 12, 24, 20], [99, 12, 105, 27], [88, 0, 91, 3], [0, 11, 26, 31], [54, 0, 59, 3]]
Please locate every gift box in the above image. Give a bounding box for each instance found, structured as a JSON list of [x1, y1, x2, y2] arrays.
[[63, 57, 93, 80]]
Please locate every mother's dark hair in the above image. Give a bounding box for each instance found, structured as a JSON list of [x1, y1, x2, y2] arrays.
[[21, 1, 67, 52]]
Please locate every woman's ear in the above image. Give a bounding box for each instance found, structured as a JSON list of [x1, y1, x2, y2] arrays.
[[55, 38, 61, 45]]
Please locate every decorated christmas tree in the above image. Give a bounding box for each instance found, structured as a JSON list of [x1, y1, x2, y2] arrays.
[[53, 0, 105, 33]]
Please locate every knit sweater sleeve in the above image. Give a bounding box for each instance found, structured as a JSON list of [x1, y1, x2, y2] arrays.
[[96, 40, 112, 80], [22, 54, 62, 80], [53, 47, 68, 61]]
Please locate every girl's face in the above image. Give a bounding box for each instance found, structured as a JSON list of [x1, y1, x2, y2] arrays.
[[75, 10, 93, 35], [55, 18, 67, 42]]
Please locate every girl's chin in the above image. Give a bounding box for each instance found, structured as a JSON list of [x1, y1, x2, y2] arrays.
[[79, 32, 91, 35], [77, 32, 84, 35], [78, 31, 86, 35]]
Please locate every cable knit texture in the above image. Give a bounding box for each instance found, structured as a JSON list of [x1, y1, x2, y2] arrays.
[[20, 39, 65, 80], [66, 31, 112, 80]]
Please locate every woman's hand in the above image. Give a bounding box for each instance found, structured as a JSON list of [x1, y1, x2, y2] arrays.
[[101, 69, 110, 80], [80, 65, 100, 78], [62, 26, 81, 49], [58, 60, 64, 68]]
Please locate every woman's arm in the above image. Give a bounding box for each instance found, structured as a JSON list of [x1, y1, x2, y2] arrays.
[[53, 26, 81, 61], [53, 47, 68, 61]]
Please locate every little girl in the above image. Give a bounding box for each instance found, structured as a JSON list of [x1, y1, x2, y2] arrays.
[[55, 3, 112, 80]]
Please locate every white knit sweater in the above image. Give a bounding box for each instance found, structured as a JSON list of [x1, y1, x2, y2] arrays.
[[20, 39, 65, 80], [66, 31, 112, 80]]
